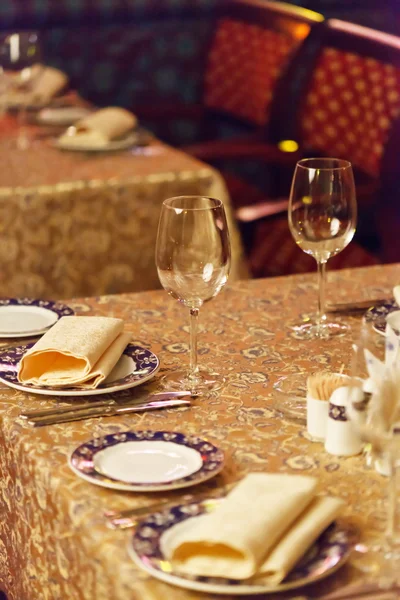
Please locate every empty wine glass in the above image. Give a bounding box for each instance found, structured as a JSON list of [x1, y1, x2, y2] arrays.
[[156, 196, 231, 394], [0, 31, 42, 148], [288, 158, 357, 339], [347, 321, 400, 585]]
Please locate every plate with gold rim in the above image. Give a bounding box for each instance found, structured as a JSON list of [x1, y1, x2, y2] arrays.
[[128, 498, 352, 595], [0, 298, 74, 338], [364, 301, 399, 336], [0, 343, 159, 396], [69, 430, 224, 492]]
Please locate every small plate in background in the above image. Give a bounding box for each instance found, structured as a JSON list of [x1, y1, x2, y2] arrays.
[[54, 128, 151, 153], [364, 300, 399, 336], [36, 107, 92, 126], [0, 298, 74, 338]]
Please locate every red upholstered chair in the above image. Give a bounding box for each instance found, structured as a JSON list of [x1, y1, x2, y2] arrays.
[[236, 19, 400, 277], [180, 0, 323, 163], [201, 0, 322, 132], [137, 1, 324, 179]]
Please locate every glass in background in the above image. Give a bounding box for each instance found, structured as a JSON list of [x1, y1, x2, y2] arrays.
[[0, 31, 42, 148], [288, 158, 357, 339], [156, 195, 231, 394]]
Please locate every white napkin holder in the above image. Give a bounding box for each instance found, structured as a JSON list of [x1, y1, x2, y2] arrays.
[[324, 386, 363, 457]]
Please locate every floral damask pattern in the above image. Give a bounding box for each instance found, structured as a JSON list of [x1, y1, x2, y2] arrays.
[[0, 132, 246, 299], [0, 263, 398, 599]]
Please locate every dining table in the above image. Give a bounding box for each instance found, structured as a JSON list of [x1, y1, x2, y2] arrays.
[[0, 262, 399, 600], [0, 112, 247, 300]]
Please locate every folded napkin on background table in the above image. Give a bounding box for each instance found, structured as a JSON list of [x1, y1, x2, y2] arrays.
[[393, 285, 400, 306], [162, 473, 343, 584], [18, 316, 131, 388], [57, 107, 137, 149], [6, 65, 68, 105]]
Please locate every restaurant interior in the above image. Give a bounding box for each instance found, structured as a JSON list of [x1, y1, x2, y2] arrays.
[[0, 1, 400, 599]]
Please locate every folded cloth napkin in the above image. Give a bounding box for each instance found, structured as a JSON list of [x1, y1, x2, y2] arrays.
[[6, 65, 68, 105], [18, 316, 131, 389], [161, 473, 343, 584], [393, 285, 400, 306], [57, 107, 137, 149]]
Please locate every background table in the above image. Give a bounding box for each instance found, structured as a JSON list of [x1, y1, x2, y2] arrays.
[[0, 263, 399, 600], [0, 116, 246, 299]]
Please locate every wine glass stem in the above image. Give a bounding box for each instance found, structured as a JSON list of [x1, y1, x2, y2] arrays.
[[17, 103, 29, 149], [189, 308, 199, 379], [316, 260, 327, 333]]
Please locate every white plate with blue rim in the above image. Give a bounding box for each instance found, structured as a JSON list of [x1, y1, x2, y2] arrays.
[[69, 430, 224, 492], [0, 298, 74, 338], [364, 300, 399, 336], [128, 498, 352, 595], [0, 343, 160, 396]]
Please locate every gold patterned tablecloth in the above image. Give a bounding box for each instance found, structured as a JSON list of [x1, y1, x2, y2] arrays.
[[0, 264, 399, 600], [0, 119, 246, 299]]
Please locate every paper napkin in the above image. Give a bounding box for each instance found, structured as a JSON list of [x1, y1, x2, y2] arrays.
[[57, 107, 137, 149], [18, 316, 131, 388], [161, 473, 343, 584]]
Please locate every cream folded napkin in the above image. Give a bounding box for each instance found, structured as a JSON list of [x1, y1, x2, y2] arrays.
[[393, 285, 400, 307], [18, 316, 131, 389], [161, 473, 343, 584], [7, 65, 68, 105], [58, 107, 137, 149]]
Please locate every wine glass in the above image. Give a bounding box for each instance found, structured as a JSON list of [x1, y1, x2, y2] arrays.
[[156, 196, 231, 394], [288, 158, 357, 339], [0, 31, 42, 148], [347, 321, 400, 585]]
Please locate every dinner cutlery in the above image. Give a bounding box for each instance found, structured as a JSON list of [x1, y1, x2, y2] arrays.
[[25, 398, 191, 427], [104, 481, 236, 530], [327, 298, 391, 314], [19, 390, 191, 420]]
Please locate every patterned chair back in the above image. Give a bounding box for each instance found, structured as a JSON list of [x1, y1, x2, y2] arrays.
[[273, 19, 400, 178], [203, 0, 324, 126]]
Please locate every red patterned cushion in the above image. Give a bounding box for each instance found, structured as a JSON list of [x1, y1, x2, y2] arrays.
[[300, 47, 400, 177], [249, 214, 379, 278], [204, 18, 294, 126]]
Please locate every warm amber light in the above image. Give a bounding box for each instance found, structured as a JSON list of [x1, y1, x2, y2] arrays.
[[293, 23, 313, 40], [278, 140, 299, 153]]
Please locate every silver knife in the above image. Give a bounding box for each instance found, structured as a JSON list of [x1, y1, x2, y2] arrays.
[[327, 298, 391, 314], [19, 390, 191, 420], [27, 398, 191, 427]]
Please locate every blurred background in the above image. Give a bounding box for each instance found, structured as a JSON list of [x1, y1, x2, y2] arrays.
[[0, 0, 399, 298]]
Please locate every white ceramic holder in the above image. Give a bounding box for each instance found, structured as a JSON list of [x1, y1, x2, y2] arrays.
[[324, 385, 363, 457], [306, 395, 328, 441]]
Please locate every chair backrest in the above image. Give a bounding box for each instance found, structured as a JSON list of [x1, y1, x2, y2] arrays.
[[203, 0, 324, 127], [271, 19, 400, 178]]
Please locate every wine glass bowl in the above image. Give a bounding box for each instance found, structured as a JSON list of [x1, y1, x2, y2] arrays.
[[288, 158, 357, 339], [156, 196, 231, 394], [0, 31, 42, 148]]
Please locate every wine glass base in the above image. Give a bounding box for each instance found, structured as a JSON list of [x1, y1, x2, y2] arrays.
[[289, 319, 350, 340], [160, 366, 225, 395]]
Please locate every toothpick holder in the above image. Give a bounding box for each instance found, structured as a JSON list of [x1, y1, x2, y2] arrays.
[[307, 396, 328, 441], [324, 386, 363, 457]]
